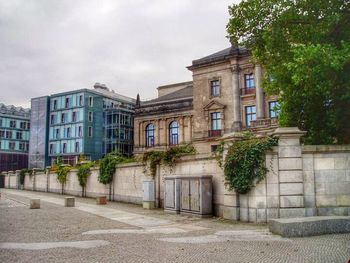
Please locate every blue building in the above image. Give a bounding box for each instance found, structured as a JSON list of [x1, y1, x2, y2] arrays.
[[0, 103, 31, 172], [29, 83, 135, 167]]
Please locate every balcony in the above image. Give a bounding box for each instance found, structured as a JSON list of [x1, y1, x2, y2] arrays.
[[208, 129, 222, 137], [241, 87, 256, 96], [250, 118, 278, 129]]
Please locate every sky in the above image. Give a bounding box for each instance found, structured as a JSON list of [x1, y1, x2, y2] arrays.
[[0, 0, 239, 108]]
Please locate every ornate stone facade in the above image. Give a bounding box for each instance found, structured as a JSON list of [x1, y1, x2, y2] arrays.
[[187, 45, 279, 154], [134, 45, 279, 155], [134, 82, 193, 154]]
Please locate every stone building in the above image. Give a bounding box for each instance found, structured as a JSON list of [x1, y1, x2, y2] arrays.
[[134, 81, 193, 155], [134, 45, 279, 155], [188, 45, 279, 154]]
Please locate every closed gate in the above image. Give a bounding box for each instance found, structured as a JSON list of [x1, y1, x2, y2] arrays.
[[0, 174, 4, 188], [181, 179, 200, 212]]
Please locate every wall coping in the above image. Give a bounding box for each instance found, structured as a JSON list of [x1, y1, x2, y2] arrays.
[[302, 144, 350, 153]]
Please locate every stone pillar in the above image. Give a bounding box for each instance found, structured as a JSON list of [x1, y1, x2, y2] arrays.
[[156, 119, 160, 146], [231, 65, 241, 131], [273, 127, 306, 218], [222, 133, 243, 220], [180, 117, 185, 144], [254, 64, 265, 119], [139, 122, 144, 147]]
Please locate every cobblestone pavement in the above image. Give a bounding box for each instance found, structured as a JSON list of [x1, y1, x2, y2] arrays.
[[0, 189, 349, 263]]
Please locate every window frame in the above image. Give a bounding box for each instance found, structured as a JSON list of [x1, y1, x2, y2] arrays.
[[269, 101, 280, 118], [145, 123, 155, 147], [210, 79, 220, 97], [169, 121, 179, 145], [245, 105, 257, 127], [244, 73, 255, 89]]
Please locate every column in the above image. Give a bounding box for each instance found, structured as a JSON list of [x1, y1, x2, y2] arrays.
[[231, 65, 241, 131], [273, 127, 307, 219], [180, 117, 185, 144], [255, 64, 265, 119], [156, 119, 160, 146]]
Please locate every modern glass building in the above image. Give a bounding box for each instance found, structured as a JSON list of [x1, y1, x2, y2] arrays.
[[0, 103, 31, 172], [29, 83, 135, 166]]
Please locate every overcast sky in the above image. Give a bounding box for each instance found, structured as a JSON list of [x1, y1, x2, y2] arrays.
[[0, 0, 239, 108]]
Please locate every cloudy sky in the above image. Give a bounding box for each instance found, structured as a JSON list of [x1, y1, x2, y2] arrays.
[[0, 0, 239, 108]]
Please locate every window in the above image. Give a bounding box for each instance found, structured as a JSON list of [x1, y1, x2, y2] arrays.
[[16, 132, 22, 140], [245, 73, 255, 89], [0, 130, 4, 138], [67, 127, 71, 138], [75, 142, 79, 152], [62, 143, 67, 153], [146, 124, 155, 147], [20, 122, 25, 129], [89, 96, 93, 107], [211, 112, 221, 130], [88, 111, 93, 122], [55, 128, 60, 139], [25, 143, 29, 151], [9, 142, 15, 150], [65, 97, 70, 108], [6, 131, 12, 139], [19, 142, 24, 151], [10, 120, 16, 128], [209, 112, 222, 137], [50, 114, 56, 125], [210, 80, 220, 97], [0, 118, 2, 127], [61, 113, 66, 123], [27, 123, 30, 130], [245, 105, 257, 127], [88, 126, 93, 137], [72, 112, 77, 122], [78, 126, 82, 137], [269, 101, 280, 118], [79, 95, 83, 106], [53, 99, 57, 110], [169, 121, 179, 145], [49, 144, 54, 154]]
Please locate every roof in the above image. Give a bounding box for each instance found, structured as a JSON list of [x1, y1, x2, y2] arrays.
[[188, 46, 249, 70], [142, 85, 193, 106], [0, 103, 31, 118]]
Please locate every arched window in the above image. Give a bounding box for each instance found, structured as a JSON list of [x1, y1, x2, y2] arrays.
[[169, 121, 179, 145], [146, 124, 155, 147]]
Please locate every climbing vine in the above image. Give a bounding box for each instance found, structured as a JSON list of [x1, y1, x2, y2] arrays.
[[53, 157, 72, 194], [98, 153, 134, 185], [76, 161, 94, 197], [220, 134, 278, 194], [142, 144, 196, 177]]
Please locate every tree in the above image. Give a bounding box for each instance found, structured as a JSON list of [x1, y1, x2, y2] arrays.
[[227, 0, 350, 144]]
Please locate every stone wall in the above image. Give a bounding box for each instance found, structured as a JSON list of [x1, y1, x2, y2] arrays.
[[2, 128, 349, 223]]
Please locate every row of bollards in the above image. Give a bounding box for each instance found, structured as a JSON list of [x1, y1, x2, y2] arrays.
[[29, 195, 107, 209]]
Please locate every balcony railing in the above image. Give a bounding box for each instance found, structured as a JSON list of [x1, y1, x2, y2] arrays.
[[250, 118, 278, 128], [208, 130, 222, 137], [241, 87, 256, 96]]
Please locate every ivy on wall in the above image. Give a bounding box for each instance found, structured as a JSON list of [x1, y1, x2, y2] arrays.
[[142, 144, 196, 177], [217, 134, 278, 194], [98, 153, 134, 185]]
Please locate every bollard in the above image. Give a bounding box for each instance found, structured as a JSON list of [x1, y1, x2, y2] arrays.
[[30, 199, 40, 209], [96, 196, 107, 205], [64, 197, 75, 207]]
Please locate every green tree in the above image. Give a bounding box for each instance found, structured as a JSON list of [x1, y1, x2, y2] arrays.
[[227, 0, 350, 144]]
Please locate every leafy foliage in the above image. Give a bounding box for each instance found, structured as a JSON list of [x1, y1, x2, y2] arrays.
[[222, 135, 277, 194], [227, 0, 350, 144], [98, 153, 134, 185], [54, 157, 71, 186], [142, 144, 196, 177], [77, 162, 93, 188]]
